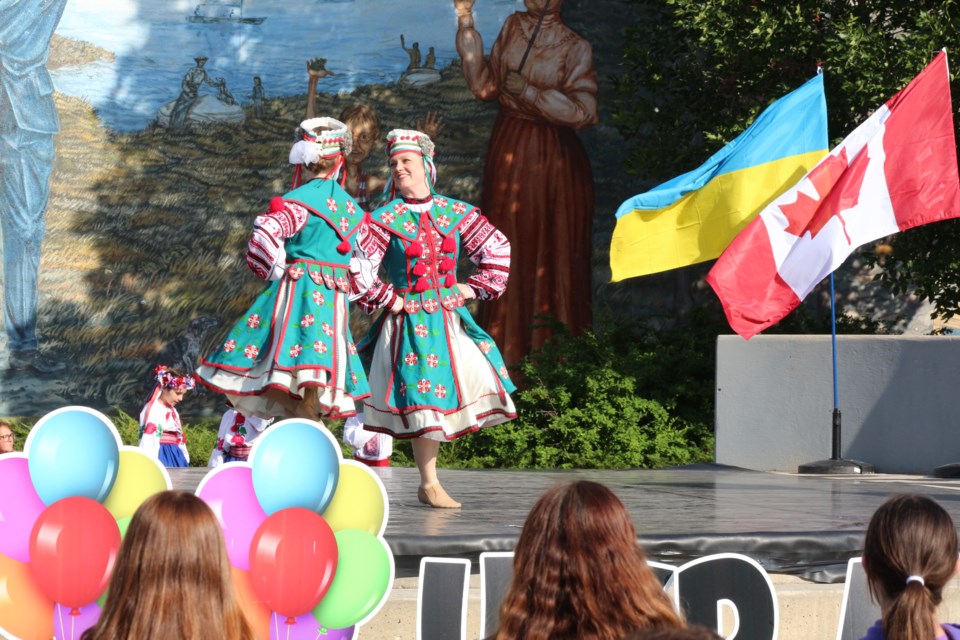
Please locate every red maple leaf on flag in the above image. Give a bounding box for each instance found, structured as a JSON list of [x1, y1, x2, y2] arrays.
[[779, 146, 870, 242]]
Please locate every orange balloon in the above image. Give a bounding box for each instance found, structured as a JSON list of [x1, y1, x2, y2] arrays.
[[231, 566, 271, 640], [0, 553, 55, 640]]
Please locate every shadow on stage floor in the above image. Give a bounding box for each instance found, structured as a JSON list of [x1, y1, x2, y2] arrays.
[[170, 463, 960, 583]]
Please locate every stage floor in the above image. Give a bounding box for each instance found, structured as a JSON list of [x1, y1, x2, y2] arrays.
[[169, 464, 960, 583]]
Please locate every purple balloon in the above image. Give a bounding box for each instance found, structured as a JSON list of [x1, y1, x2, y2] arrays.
[[270, 612, 355, 640], [53, 602, 101, 640], [197, 465, 267, 570], [316, 625, 356, 639], [0, 455, 47, 562]]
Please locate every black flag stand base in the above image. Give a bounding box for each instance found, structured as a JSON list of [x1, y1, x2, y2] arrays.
[[798, 409, 875, 475]]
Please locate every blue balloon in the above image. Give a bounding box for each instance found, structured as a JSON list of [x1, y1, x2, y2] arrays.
[[27, 406, 120, 505], [251, 420, 340, 515]]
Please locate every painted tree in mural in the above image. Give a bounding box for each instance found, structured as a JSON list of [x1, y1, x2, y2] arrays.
[[611, 0, 960, 322]]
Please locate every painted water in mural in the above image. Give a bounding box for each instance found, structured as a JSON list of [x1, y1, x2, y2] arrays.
[[0, 0, 643, 421], [52, 0, 522, 130]]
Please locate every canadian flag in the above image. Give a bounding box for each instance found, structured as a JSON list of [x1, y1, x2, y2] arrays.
[[708, 51, 960, 339]]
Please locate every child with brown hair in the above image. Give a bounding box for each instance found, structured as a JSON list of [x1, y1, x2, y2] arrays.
[[493, 481, 684, 640], [861, 494, 960, 640], [138, 365, 194, 467]]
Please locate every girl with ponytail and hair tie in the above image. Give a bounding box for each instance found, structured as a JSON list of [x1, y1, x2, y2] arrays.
[[861, 494, 960, 640]]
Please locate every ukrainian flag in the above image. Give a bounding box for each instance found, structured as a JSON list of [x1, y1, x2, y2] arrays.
[[610, 74, 828, 281]]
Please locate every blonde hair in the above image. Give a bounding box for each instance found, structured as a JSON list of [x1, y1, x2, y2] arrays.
[[81, 491, 255, 640]]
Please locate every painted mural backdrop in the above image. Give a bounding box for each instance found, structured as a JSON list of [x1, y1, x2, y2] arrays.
[[0, 0, 634, 417]]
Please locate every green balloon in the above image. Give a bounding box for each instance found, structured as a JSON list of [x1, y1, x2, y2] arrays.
[[117, 515, 132, 539], [312, 529, 392, 629], [98, 515, 133, 607]]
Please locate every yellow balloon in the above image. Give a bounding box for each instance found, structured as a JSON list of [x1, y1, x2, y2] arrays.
[[102, 448, 171, 520], [322, 462, 387, 534]]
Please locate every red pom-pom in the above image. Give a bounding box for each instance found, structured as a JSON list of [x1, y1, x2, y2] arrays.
[[269, 196, 286, 213], [441, 236, 456, 253], [414, 278, 431, 293], [444, 275, 456, 288], [337, 240, 351, 254], [412, 262, 427, 277], [439, 257, 455, 273], [405, 242, 423, 258]]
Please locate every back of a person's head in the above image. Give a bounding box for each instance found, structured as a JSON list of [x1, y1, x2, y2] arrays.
[[494, 481, 683, 640], [863, 494, 958, 640], [81, 491, 254, 640], [622, 624, 723, 640]]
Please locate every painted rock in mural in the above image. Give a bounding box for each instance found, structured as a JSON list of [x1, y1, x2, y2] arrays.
[[399, 68, 441, 88], [155, 94, 246, 129]]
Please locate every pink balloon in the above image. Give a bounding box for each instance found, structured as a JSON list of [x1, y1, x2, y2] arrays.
[[269, 612, 354, 640], [197, 465, 267, 570], [53, 602, 101, 640], [0, 456, 47, 563]]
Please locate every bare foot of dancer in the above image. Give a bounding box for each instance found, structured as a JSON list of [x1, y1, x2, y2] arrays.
[[418, 483, 462, 509]]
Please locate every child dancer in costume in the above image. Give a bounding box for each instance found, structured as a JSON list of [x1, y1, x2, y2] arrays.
[[139, 365, 194, 467], [196, 118, 370, 421], [350, 129, 516, 508], [208, 407, 273, 467], [860, 494, 960, 640], [343, 413, 392, 466]]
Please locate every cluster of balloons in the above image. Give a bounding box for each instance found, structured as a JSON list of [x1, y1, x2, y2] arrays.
[[0, 406, 172, 640], [196, 419, 394, 640]]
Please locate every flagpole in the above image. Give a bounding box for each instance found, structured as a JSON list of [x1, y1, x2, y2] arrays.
[[798, 274, 874, 474], [830, 273, 840, 456]]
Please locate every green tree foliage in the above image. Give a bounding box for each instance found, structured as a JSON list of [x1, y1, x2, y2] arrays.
[[612, 0, 960, 318]]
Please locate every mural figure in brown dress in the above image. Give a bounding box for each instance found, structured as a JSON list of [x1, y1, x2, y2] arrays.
[[455, 0, 599, 365]]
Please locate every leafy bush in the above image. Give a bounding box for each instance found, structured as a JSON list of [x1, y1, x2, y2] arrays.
[[438, 315, 718, 469], [111, 408, 141, 447], [6, 314, 724, 470]]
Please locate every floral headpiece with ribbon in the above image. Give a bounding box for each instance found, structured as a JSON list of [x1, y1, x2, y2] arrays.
[[289, 117, 352, 189], [383, 128, 437, 199], [153, 365, 195, 392]]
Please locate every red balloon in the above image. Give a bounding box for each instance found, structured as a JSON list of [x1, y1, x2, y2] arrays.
[[28, 497, 120, 609], [249, 508, 338, 619]]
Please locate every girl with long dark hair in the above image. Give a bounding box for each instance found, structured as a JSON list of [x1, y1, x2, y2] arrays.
[[494, 481, 684, 640]]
